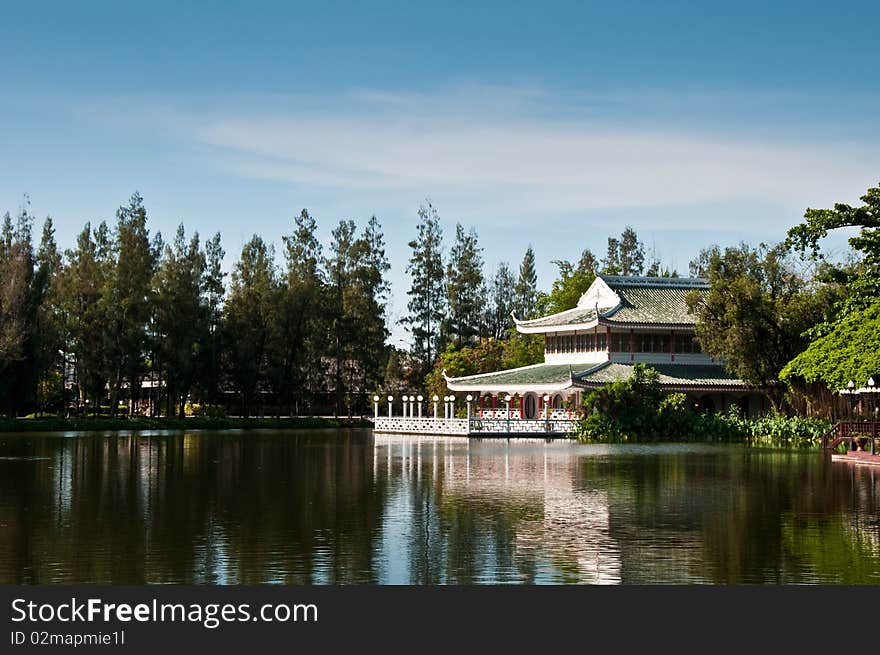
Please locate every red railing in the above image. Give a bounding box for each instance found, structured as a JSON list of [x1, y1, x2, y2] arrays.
[[823, 421, 880, 452]]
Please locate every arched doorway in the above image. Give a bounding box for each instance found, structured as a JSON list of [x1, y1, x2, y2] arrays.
[[523, 393, 538, 419]]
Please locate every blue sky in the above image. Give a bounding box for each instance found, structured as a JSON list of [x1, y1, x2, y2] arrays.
[[2, 1, 879, 337]]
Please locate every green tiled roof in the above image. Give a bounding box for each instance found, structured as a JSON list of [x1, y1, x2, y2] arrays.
[[515, 275, 708, 330], [513, 306, 600, 329], [446, 363, 594, 387], [604, 279, 706, 325], [574, 362, 748, 389]]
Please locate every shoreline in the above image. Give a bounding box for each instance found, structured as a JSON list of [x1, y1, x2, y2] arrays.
[[0, 416, 374, 433]]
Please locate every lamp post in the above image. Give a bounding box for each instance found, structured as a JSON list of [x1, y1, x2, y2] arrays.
[[543, 394, 551, 432], [387, 395, 393, 418], [373, 395, 379, 419], [868, 377, 877, 455], [848, 380, 857, 418], [505, 394, 512, 433], [466, 394, 473, 421], [449, 395, 455, 419], [417, 395, 424, 418], [433, 395, 439, 419]]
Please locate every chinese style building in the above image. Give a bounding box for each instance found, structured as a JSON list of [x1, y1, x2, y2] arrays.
[[443, 275, 764, 421]]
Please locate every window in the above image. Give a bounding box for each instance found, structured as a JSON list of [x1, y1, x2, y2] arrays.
[[598, 332, 607, 350]]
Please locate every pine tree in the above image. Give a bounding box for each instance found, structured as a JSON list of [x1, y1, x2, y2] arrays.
[[224, 235, 278, 417], [513, 245, 538, 320], [402, 201, 445, 376], [34, 217, 64, 415], [486, 261, 515, 339], [0, 209, 38, 417], [278, 209, 325, 415], [445, 224, 484, 347], [602, 227, 645, 276], [354, 215, 391, 403], [200, 232, 226, 410], [153, 224, 207, 418], [104, 193, 158, 416], [327, 219, 358, 416]]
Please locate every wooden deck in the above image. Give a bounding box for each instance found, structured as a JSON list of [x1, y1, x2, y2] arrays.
[[822, 421, 880, 455], [830, 451, 880, 466]]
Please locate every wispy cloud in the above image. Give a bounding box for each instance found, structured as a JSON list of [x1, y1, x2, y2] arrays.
[[172, 85, 880, 230]]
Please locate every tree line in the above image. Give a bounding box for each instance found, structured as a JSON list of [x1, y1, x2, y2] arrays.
[[3, 182, 876, 420], [0, 194, 391, 418]]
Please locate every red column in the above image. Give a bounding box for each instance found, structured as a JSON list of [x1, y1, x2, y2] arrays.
[[479, 395, 484, 417], [538, 394, 543, 416], [518, 395, 523, 419], [492, 394, 497, 416]]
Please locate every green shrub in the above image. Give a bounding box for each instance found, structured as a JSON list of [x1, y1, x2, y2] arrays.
[[574, 364, 832, 445]]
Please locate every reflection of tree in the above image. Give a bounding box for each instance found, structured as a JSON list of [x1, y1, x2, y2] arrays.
[[0, 430, 389, 584], [3, 436, 879, 584], [595, 449, 880, 584]]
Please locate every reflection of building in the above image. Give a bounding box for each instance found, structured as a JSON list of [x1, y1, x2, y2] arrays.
[[373, 435, 622, 583], [445, 275, 764, 417]]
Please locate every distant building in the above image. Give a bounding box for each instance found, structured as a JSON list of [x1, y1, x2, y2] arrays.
[[444, 275, 764, 418]]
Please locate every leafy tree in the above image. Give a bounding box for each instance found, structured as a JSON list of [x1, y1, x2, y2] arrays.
[[402, 201, 445, 376], [444, 223, 484, 346], [535, 255, 596, 315], [686, 243, 834, 409], [778, 183, 880, 394], [513, 246, 538, 320], [786, 182, 880, 324], [780, 302, 880, 396]]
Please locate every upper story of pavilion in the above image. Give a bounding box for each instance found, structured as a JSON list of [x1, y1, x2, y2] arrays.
[[512, 274, 713, 366]]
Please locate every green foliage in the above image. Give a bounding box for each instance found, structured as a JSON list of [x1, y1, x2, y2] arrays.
[[424, 334, 543, 400], [686, 242, 834, 408], [780, 183, 880, 393], [535, 256, 596, 315], [574, 364, 831, 444], [786, 182, 880, 321], [781, 302, 880, 391]]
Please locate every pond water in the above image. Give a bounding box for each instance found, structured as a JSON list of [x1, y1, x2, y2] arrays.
[[1, 430, 878, 584]]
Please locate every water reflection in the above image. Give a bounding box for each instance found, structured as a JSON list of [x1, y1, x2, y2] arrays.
[[0, 431, 878, 584]]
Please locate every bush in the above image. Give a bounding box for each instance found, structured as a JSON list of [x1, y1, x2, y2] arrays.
[[574, 364, 832, 445]]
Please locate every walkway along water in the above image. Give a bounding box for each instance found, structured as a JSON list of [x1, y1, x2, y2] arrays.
[[371, 394, 578, 437]]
